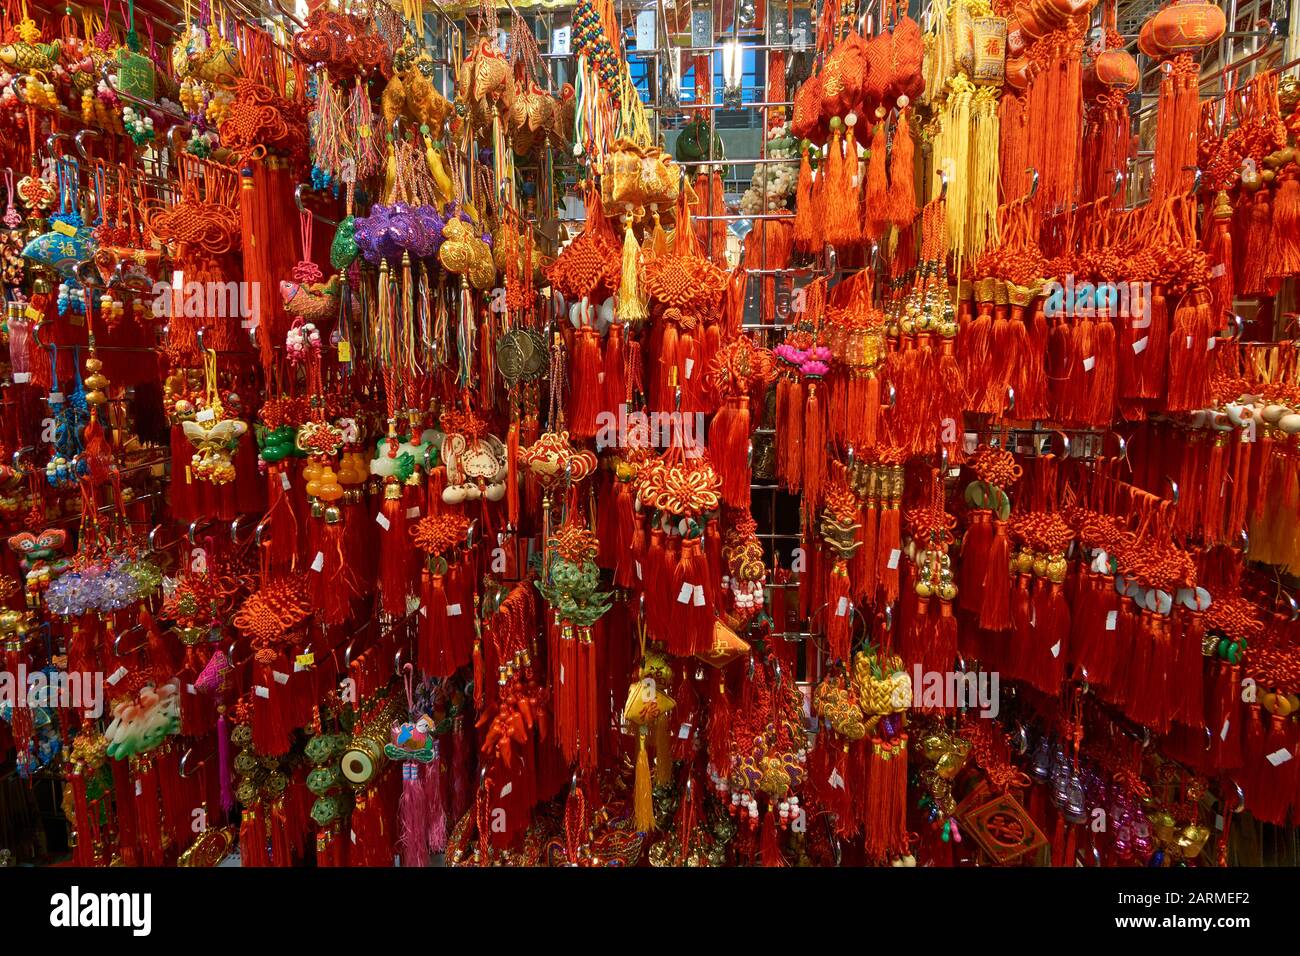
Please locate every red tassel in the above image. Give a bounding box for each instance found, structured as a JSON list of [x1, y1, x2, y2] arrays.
[[240, 804, 268, 867], [802, 382, 826, 510], [824, 128, 862, 248], [252, 654, 293, 758], [760, 810, 788, 866], [863, 117, 889, 240], [568, 325, 602, 439], [826, 559, 852, 662], [378, 481, 409, 617], [979, 520, 1012, 631], [793, 147, 820, 253], [710, 395, 751, 508], [888, 109, 916, 227], [671, 537, 714, 655], [862, 734, 908, 863]]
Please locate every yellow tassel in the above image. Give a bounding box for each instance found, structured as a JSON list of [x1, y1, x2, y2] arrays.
[[968, 87, 1001, 267], [634, 730, 654, 832], [617, 220, 646, 323], [653, 715, 674, 786]]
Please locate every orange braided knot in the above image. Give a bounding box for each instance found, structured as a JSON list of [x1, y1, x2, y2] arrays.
[[707, 335, 776, 398], [1204, 596, 1263, 644], [969, 446, 1023, 488], [634, 456, 722, 516], [411, 514, 472, 555], [232, 575, 313, 649]]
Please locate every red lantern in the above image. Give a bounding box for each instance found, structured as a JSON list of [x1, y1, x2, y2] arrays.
[[1092, 48, 1139, 92], [1150, 0, 1227, 54]]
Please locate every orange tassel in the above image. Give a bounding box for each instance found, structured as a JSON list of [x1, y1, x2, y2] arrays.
[[888, 109, 916, 227], [863, 117, 889, 240]]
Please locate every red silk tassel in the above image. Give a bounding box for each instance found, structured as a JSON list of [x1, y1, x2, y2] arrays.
[[760, 810, 788, 866], [877, 499, 901, 606], [793, 147, 821, 253], [776, 376, 803, 491], [1268, 169, 1300, 287], [710, 395, 751, 508], [378, 483, 409, 617], [888, 109, 916, 227], [862, 734, 907, 864], [568, 325, 602, 439], [824, 128, 861, 248], [863, 118, 889, 240], [253, 651, 293, 757], [419, 568, 454, 677], [240, 804, 268, 867], [826, 559, 852, 662], [979, 520, 1012, 632], [802, 382, 826, 509], [1164, 287, 1211, 416]]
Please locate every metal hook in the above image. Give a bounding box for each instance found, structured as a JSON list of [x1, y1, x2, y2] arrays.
[[112, 624, 149, 656], [295, 183, 340, 227], [1005, 386, 1016, 414], [1109, 168, 1124, 199], [188, 518, 211, 545], [179, 744, 216, 778], [1185, 165, 1202, 197], [1163, 476, 1180, 506], [1023, 167, 1039, 201], [73, 129, 103, 163]]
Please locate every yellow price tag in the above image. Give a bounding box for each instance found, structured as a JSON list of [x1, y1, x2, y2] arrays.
[[337, 340, 351, 363], [24, 306, 40, 321], [51, 220, 77, 237], [295, 653, 315, 668]]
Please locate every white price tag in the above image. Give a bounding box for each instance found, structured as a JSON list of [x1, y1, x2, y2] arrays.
[[12, 372, 29, 383], [1207, 337, 1217, 352], [186, 683, 196, 694], [1105, 610, 1118, 630], [1050, 641, 1061, 658], [311, 551, 324, 572], [254, 685, 270, 699], [135, 780, 143, 797], [692, 584, 705, 607], [684, 357, 695, 380], [828, 768, 845, 790], [273, 670, 290, 685], [1082, 355, 1096, 372], [836, 596, 848, 617], [500, 781, 513, 798], [106, 666, 128, 686], [447, 603, 463, 617], [47, 391, 62, 403], [678, 723, 692, 739], [551, 24, 571, 54], [635, 560, 643, 580], [887, 549, 901, 570], [635, 9, 656, 48], [280, 471, 291, 491], [1132, 337, 1148, 355], [1220, 717, 1231, 741], [196, 407, 216, 423], [406, 506, 420, 519], [375, 512, 391, 530], [1266, 748, 1293, 767], [678, 582, 694, 604]]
